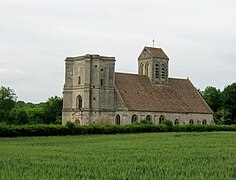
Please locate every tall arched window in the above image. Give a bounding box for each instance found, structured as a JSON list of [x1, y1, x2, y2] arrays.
[[174, 119, 179, 125], [161, 64, 165, 79], [145, 63, 149, 76], [140, 63, 144, 75], [76, 95, 82, 110], [159, 115, 165, 124], [78, 76, 81, 84], [146, 115, 152, 121], [115, 114, 120, 125], [202, 119, 207, 125], [131, 114, 138, 123], [155, 64, 159, 78], [189, 119, 194, 125]]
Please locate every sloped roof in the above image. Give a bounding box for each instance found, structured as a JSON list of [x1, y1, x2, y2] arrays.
[[115, 73, 212, 114], [145, 47, 169, 60]]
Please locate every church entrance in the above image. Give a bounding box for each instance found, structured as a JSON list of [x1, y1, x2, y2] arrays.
[[75, 119, 80, 125]]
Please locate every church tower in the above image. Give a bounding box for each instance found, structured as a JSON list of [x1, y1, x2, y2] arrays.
[[138, 46, 169, 85], [62, 54, 116, 125]]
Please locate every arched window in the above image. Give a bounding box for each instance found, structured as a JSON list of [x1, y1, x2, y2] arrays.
[[76, 95, 82, 110], [145, 63, 149, 75], [140, 63, 144, 75], [155, 63, 159, 78], [159, 115, 165, 124], [115, 114, 120, 125], [174, 119, 179, 125], [146, 115, 152, 121], [78, 76, 81, 84], [132, 114, 138, 123], [202, 119, 207, 125], [189, 119, 194, 125], [161, 64, 165, 79]]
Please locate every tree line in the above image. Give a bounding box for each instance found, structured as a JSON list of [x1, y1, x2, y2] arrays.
[[200, 83, 236, 125], [0, 86, 62, 125], [1, 83, 236, 125]]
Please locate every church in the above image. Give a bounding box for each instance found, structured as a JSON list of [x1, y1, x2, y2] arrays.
[[62, 46, 213, 125]]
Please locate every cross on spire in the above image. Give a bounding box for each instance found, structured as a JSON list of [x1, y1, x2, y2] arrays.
[[152, 36, 155, 47]]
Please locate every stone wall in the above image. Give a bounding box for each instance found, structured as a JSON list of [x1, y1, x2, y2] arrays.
[[114, 111, 214, 125]]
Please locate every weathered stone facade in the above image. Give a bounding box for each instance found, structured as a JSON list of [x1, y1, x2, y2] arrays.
[[62, 47, 213, 125], [62, 54, 116, 125]]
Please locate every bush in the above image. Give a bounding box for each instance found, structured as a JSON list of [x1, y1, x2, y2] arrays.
[[65, 121, 75, 129], [161, 119, 173, 127], [0, 124, 236, 137], [161, 119, 173, 131], [139, 119, 153, 124]]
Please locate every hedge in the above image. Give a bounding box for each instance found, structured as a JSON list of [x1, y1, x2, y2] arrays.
[[0, 124, 236, 137]]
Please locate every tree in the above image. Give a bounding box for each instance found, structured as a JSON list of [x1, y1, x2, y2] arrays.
[[9, 108, 29, 125], [0, 86, 17, 122], [43, 96, 63, 124], [223, 83, 236, 124], [201, 86, 223, 112], [214, 108, 231, 124]]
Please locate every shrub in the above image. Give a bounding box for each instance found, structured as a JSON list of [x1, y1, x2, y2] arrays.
[[65, 121, 75, 129], [139, 119, 153, 124], [172, 125, 187, 132], [161, 119, 173, 127], [0, 123, 236, 137]]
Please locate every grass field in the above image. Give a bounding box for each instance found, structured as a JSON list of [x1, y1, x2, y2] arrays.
[[0, 132, 236, 179]]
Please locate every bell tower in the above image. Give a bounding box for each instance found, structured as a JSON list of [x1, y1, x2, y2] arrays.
[[138, 46, 169, 85]]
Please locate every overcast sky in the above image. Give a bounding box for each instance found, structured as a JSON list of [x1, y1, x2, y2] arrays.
[[0, 0, 236, 103]]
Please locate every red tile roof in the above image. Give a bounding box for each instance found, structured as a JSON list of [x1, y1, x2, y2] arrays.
[[115, 72, 212, 114], [145, 47, 169, 59]]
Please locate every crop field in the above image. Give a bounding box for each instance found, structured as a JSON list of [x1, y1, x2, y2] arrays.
[[0, 132, 236, 179]]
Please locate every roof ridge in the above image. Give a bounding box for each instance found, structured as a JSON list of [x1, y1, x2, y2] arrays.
[[115, 72, 145, 76], [145, 46, 162, 50]]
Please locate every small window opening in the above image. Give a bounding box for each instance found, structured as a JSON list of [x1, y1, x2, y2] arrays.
[[95, 65, 97, 68], [115, 115, 121, 125], [101, 79, 103, 86], [78, 76, 81, 84], [202, 119, 207, 125], [101, 69, 103, 71], [189, 119, 194, 125], [132, 114, 138, 123], [174, 119, 179, 125], [146, 115, 152, 121], [159, 115, 165, 124]]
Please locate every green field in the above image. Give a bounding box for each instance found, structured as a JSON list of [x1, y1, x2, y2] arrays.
[[0, 132, 236, 179]]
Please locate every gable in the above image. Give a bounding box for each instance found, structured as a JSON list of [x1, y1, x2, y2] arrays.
[[115, 73, 212, 114], [138, 47, 153, 60], [138, 47, 169, 60]]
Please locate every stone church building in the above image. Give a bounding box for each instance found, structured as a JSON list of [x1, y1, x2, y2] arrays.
[[62, 46, 213, 125]]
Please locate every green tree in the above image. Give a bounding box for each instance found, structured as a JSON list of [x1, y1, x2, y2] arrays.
[[43, 96, 63, 124], [223, 83, 236, 124], [26, 106, 45, 124], [214, 108, 231, 124], [0, 86, 17, 122], [201, 86, 223, 112], [9, 108, 29, 125]]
